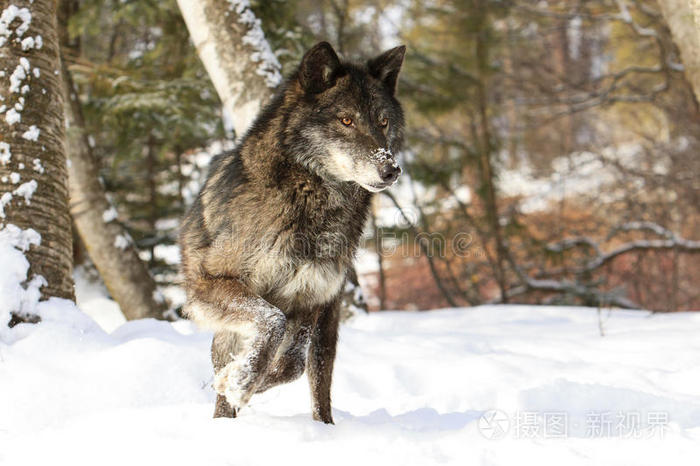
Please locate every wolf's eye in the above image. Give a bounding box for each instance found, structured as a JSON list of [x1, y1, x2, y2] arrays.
[[341, 117, 353, 126], [380, 118, 389, 127]]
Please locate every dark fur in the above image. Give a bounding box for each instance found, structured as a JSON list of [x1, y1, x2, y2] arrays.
[[179, 42, 405, 423]]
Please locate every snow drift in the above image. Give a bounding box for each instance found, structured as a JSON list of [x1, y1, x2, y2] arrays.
[[1, 227, 700, 465]]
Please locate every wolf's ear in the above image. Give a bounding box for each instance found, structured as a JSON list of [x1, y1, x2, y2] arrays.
[[299, 42, 342, 94], [367, 45, 406, 95]]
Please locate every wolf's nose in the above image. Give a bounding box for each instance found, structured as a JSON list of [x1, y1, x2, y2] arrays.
[[380, 164, 400, 184]]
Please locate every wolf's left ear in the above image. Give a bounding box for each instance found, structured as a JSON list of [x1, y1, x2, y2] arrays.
[[299, 42, 343, 94], [368, 45, 406, 95]]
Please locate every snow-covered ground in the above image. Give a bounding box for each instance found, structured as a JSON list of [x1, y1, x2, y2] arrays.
[[2, 225, 699, 465], [2, 284, 700, 465]]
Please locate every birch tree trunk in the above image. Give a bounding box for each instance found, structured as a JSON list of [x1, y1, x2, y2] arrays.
[[55, 1, 166, 320], [177, 0, 369, 315], [657, 0, 700, 103], [175, 0, 282, 137], [0, 0, 74, 301]]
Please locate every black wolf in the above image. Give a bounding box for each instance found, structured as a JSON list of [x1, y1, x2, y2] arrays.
[[179, 42, 405, 423]]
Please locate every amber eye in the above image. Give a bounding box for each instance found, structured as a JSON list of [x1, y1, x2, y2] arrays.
[[380, 117, 389, 127], [341, 117, 353, 126]]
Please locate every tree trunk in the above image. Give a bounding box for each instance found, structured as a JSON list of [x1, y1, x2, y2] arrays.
[[175, 0, 282, 137], [371, 209, 387, 310], [474, 5, 509, 304], [657, 0, 700, 104], [0, 0, 74, 301], [60, 62, 167, 320], [56, 1, 167, 320]]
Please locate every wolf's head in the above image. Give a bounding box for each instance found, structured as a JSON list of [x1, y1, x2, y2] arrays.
[[285, 42, 406, 192]]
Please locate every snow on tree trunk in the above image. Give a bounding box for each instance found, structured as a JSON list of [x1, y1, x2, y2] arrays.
[[176, 0, 282, 138], [657, 0, 700, 104], [61, 64, 167, 321], [0, 0, 74, 301]]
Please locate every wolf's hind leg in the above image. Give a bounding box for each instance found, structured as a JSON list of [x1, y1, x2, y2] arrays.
[[307, 299, 340, 424], [186, 276, 286, 416]]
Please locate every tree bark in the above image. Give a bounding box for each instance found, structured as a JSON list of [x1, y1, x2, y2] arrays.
[[176, 0, 282, 137], [0, 0, 74, 301], [60, 61, 167, 320], [657, 0, 700, 103], [56, 0, 167, 320]]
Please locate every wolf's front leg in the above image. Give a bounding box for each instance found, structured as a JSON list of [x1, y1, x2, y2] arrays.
[[306, 299, 340, 424], [186, 276, 286, 418]]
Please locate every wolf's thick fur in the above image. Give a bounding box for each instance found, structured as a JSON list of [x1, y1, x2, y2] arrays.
[[179, 42, 405, 423]]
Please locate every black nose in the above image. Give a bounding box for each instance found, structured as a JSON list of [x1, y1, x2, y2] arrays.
[[380, 164, 401, 184]]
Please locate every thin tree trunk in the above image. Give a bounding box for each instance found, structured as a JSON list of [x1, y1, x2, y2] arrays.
[[370, 209, 387, 310], [175, 145, 185, 207], [146, 133, 157, 268], [474, 10, 509, 304], [657, 0, 700, 104], [0, 0, 74, 301], [60, 61, 167, 320], [56, 1, 166, 320]]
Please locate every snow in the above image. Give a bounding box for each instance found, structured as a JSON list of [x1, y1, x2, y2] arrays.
[[0, 180, 38, 217], [114, 234, 130, 250], [5, 107, 21, 125], [0, 224, 43, 333], [9, 58, 30, 93], [0, 141, 10, 164], [13, 179, 37, 204], [102, 206, 118, 223], [19, 34, 42, 51], [0, 192, 12, 218], [154, 243, 180, 264], [73, 267, 126, 333], [21, 124, 40, 141], [32, 158, 44, 173], [0, 5, 32, 48], [498, 147, 640, 213], [20, 36, 33, 50], [567, 16, 582, 60], [0, 249, 698, 466], [354, 247, 380, 274], [228, 0, 282, 88]]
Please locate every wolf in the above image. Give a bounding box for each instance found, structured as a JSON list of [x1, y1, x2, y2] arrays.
[[179, 41, 405, 424]]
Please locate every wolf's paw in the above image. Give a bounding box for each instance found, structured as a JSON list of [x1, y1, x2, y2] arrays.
[[214, 360, 255, 410]]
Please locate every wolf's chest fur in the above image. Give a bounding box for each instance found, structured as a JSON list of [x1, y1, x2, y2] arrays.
[[196, 158, 369, 311], [249, 251, 347, 307]]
